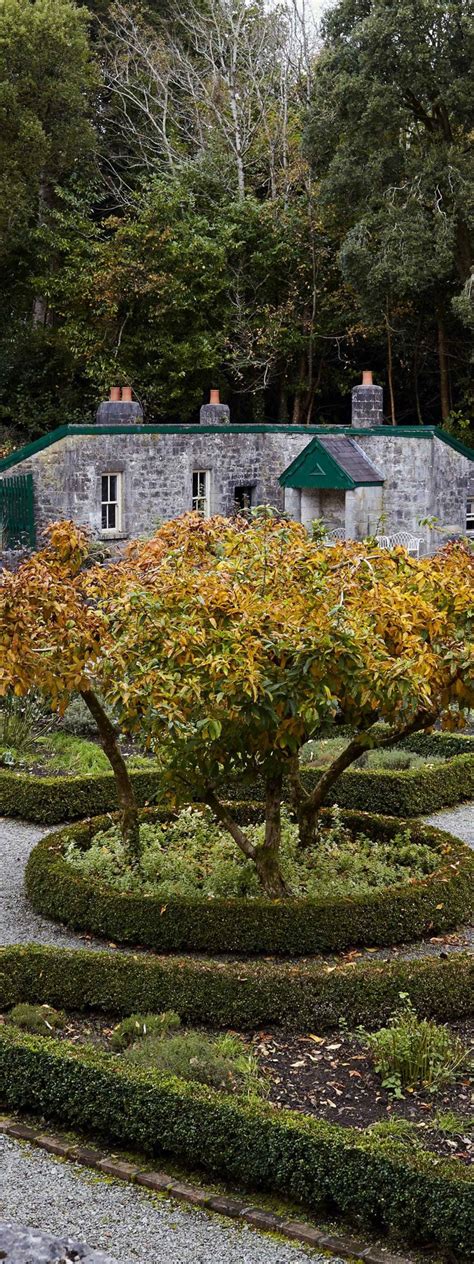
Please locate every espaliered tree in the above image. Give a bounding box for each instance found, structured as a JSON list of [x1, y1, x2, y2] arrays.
[[95, 513, 474, 895]]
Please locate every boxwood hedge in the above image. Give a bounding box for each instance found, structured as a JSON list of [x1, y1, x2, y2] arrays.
[[1, 944, 472, 1032], [0, 765, 164, 825], [25, 806, 474, 955], [2, 732, 473, 823], [0, 1026, 471, 1256]]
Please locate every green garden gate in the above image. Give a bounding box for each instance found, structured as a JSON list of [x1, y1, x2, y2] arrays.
[[0, 473, 36, 549]]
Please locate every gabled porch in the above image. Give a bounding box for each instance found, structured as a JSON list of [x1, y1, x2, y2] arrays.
[[279, 435, 384, 540]]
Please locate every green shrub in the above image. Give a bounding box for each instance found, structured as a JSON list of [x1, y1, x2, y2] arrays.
[[111, 1010, 181, 1051], [365, 996, 470, 1097], [1, 945, 471, 1034], [1, 732, 473, 824], [6, 1002, 65, 1035], [25, 807, 474, 955], [63, 806, 437, 900], [124, 1029, 263, 1097], [0, 1025, 471, 1257]]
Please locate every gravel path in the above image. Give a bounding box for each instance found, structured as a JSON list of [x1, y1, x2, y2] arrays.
[[424, 802, 474, 848], [0, 1137, 347, 1264], [0, 818, 108, 950]]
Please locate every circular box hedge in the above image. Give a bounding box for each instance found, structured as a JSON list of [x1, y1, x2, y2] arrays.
[[1, 731, 473, 824], [25, 805, 474, 956]]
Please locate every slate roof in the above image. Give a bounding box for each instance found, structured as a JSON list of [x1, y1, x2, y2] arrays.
[[318, 436, 383, 484], [279, 436, 384, 490]]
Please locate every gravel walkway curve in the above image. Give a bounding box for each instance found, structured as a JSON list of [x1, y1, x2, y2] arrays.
[[0, 1137, 347, 1264]]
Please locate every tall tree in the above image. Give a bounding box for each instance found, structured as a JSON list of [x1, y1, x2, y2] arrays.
[[307, 0, 474, 421]]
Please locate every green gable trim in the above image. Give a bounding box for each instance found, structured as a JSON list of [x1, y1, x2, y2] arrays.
[[280, 437, 385, 490], [1, 421, 472, 478]]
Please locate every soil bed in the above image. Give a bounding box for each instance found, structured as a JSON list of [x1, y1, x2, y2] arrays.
[[3, 1010, 471, 1165]]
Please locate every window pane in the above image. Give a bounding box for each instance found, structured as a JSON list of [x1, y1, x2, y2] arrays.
[[101, 505, 107, 529], [108, 503, 116, 529], [109, 475, 117, 502], [101, 475, 109, 502]]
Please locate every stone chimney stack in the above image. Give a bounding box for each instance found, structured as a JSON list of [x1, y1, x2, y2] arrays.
[[351, 371, 383, 428], [96, 386, 143, 426], [199, 388, 230, 426]]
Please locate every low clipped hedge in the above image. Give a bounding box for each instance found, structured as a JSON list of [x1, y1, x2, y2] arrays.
[[25, 805, 474, 955], [0, 765, 164, 825], [224, 739, 474, 817], [0, 1026, 471, 1256], [1, 944, 472, 1032], [2, 731, 473, 823]]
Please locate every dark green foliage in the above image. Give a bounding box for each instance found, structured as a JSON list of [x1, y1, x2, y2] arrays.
[[364, 998, 470, 1097], [0, 1025, 471, 1256], [0, 766, 164, 824], [111, 1011, 181, 1051], [1, 944, 472, 1034], [6, 1002, 65, 1035], [24, 807, 474, 955], [1, 731, 473, 824]]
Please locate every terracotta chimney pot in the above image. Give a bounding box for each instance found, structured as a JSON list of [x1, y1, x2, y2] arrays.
[[362, 370, 373, 387], [209, 389, 220, 405], [110, 386, 120, 401], [121, 386, 132, 403]]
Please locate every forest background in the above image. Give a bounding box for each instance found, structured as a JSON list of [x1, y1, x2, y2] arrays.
[[0, 0, 472, 450]]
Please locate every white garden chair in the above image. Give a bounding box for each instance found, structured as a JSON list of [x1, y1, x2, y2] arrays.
[[375, 531, 423, 557], [321, 526, 347, 546]]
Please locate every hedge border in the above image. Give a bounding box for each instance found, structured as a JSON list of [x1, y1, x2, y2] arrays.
[[0, 1026, 471, 1257], [1, 732, 473, 824], [25, 805, 474, 955], [1, 944, 472, 1032]]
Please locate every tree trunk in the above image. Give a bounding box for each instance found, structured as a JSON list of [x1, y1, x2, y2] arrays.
[[32, 176, 54, 329], [253, 773, 288, 897], [80, 689, 142, 864], [294, 706, 441, 847], [437, 309, 450, 421], [385, 305, 396, 425]]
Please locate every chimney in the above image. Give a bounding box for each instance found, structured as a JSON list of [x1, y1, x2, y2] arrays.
[[96, 385, 143, 426], [351, 371, 383, 428], [199, 388, 230, 427]]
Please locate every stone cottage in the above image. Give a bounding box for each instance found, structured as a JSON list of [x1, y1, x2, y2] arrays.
[[0, 374, 472, 555]]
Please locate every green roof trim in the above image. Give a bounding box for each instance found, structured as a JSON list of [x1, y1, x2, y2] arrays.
[[279, 436, 384, 489], [0, 421, 472, 477]]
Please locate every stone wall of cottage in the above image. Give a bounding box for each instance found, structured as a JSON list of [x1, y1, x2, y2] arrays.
[[1, 425, 470, 550]]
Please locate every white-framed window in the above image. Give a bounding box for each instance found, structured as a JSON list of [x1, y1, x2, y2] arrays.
[[467, 497, 474, 532], [192, 470, 210, 516], [101, 472, 122, 532]]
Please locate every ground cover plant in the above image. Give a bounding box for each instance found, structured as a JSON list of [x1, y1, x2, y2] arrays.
[[300, 736, 443, 771], [64, 804, 437, 899], [0, 728, 150, 777], [1, 516, 473, 893], [6, 1003, 66, 1035], [363, 996, 471, 1098]]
